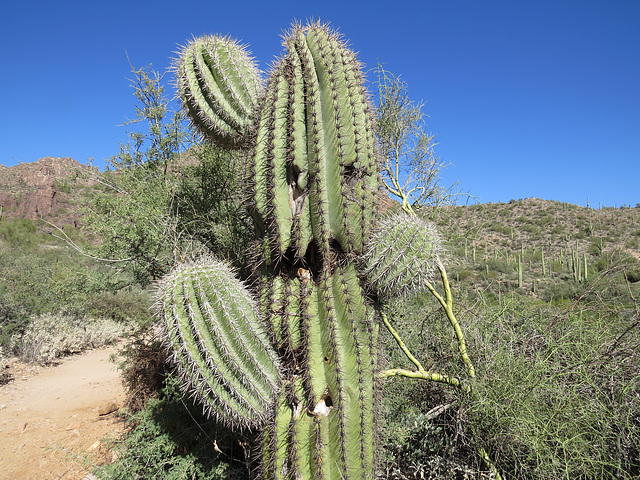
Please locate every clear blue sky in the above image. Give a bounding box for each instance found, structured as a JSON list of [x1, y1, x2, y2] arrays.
[[2, 0, 638, 207]]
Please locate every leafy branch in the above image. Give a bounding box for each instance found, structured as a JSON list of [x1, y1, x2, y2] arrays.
[[374, 63, 462, 213]]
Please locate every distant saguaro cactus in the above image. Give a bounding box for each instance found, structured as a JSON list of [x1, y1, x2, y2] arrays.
[[157, 21, 454, 479]]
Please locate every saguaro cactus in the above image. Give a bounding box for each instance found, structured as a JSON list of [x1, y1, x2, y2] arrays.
[[157, 22, 445, 479]]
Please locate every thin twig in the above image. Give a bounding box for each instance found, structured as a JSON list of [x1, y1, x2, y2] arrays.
[[41, 219, 135, 263]]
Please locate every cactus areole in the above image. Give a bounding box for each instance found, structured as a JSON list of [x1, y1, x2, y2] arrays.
[[158, 21, 440, 479]]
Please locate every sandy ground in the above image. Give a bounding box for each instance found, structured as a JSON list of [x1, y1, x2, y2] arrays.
[[0, 346, 126, 480]]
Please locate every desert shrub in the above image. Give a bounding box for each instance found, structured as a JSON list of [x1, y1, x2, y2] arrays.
[[0, 300, 29, 347], [538, 279, 582, 302], [485, 258, 512, 274], [54, 178, 73, 194], [116, 329, 169, 412], [490, 224, 511, 235], [520, 223, 541, 236], [377, 291, 486, 478], [375, 267, 640, 480], [455, 269, 474, 282], [626, 237, 640, 249], [0, 219, 39, 248], [381, 378, 479, 479], [10, 313, 132, 363], [85, 287, 152, 326], [624, 268, 640, 284], [463, 302, 640, 479], [0, 345, 9, 385], [94, 374, 250, 480]]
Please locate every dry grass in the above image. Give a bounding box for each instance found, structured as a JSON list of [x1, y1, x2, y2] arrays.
[[9, 313, 132, 364]]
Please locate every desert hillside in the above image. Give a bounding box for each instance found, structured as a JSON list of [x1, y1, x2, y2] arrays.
[[0, 157, 96, 225]]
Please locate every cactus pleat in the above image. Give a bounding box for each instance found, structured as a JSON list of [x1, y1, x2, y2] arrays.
[[176, 35, 261, 147], [157, 258, 281, 428]]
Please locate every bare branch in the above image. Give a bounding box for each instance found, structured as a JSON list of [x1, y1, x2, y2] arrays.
[[374, 63, 462, 209]]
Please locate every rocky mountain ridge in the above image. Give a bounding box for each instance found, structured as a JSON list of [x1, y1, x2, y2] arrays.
[[0, 157, 94, 223]]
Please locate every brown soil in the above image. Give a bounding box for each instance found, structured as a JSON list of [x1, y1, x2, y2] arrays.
[[0, 346, 125, 480]]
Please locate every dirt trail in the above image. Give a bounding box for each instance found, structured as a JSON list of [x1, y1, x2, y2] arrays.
[[0, 346, 126, 480]]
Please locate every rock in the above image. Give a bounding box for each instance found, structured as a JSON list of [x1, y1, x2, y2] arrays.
[[98, 400, 119, 416], [87, 440, 101, 451]]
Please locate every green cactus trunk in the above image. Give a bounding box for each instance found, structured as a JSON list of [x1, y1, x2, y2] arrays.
[[250, 25, 379, 479], [260, 265, 377, 479]]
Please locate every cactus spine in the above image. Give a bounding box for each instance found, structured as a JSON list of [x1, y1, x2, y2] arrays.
[[159, 21, 443, 479]]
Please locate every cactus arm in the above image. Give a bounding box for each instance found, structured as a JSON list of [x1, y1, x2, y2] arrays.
[[192, 48, 249, 131], [176, 35, 261, 147], [162, 271, 260, 423], [363, 212, 476, 387], [294, 31, 333, 258], [157, 259, 282, 429], [179, 47, 236, 140], [213, 39, 261, 117]]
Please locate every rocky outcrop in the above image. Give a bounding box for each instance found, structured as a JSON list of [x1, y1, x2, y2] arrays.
[[0, 157, 91, 222]]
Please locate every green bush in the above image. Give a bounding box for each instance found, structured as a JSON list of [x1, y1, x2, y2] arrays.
[[0, 301, 29, 347], [625, 237, 639, 249], [116, 331, 168, 412], [0, 219, 39, 247], [86, 288, 152, 326], [485, 258, 512, 274], [94, 375, 249, 480], [381, 379, 479, 479], [624, 268, 640, 284], [465, 304, 640, 479], [537, 279, 582, 302], [0, 345, 9, 385], [371, 263, 640, 480]]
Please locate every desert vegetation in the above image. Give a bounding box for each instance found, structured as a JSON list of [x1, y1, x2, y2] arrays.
[[1, 20, 638, 480]]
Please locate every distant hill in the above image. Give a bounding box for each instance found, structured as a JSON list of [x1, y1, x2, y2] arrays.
[[433, 197, 640, 259], [425, 197, 640, 300], [0, 157, 96, 226]]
